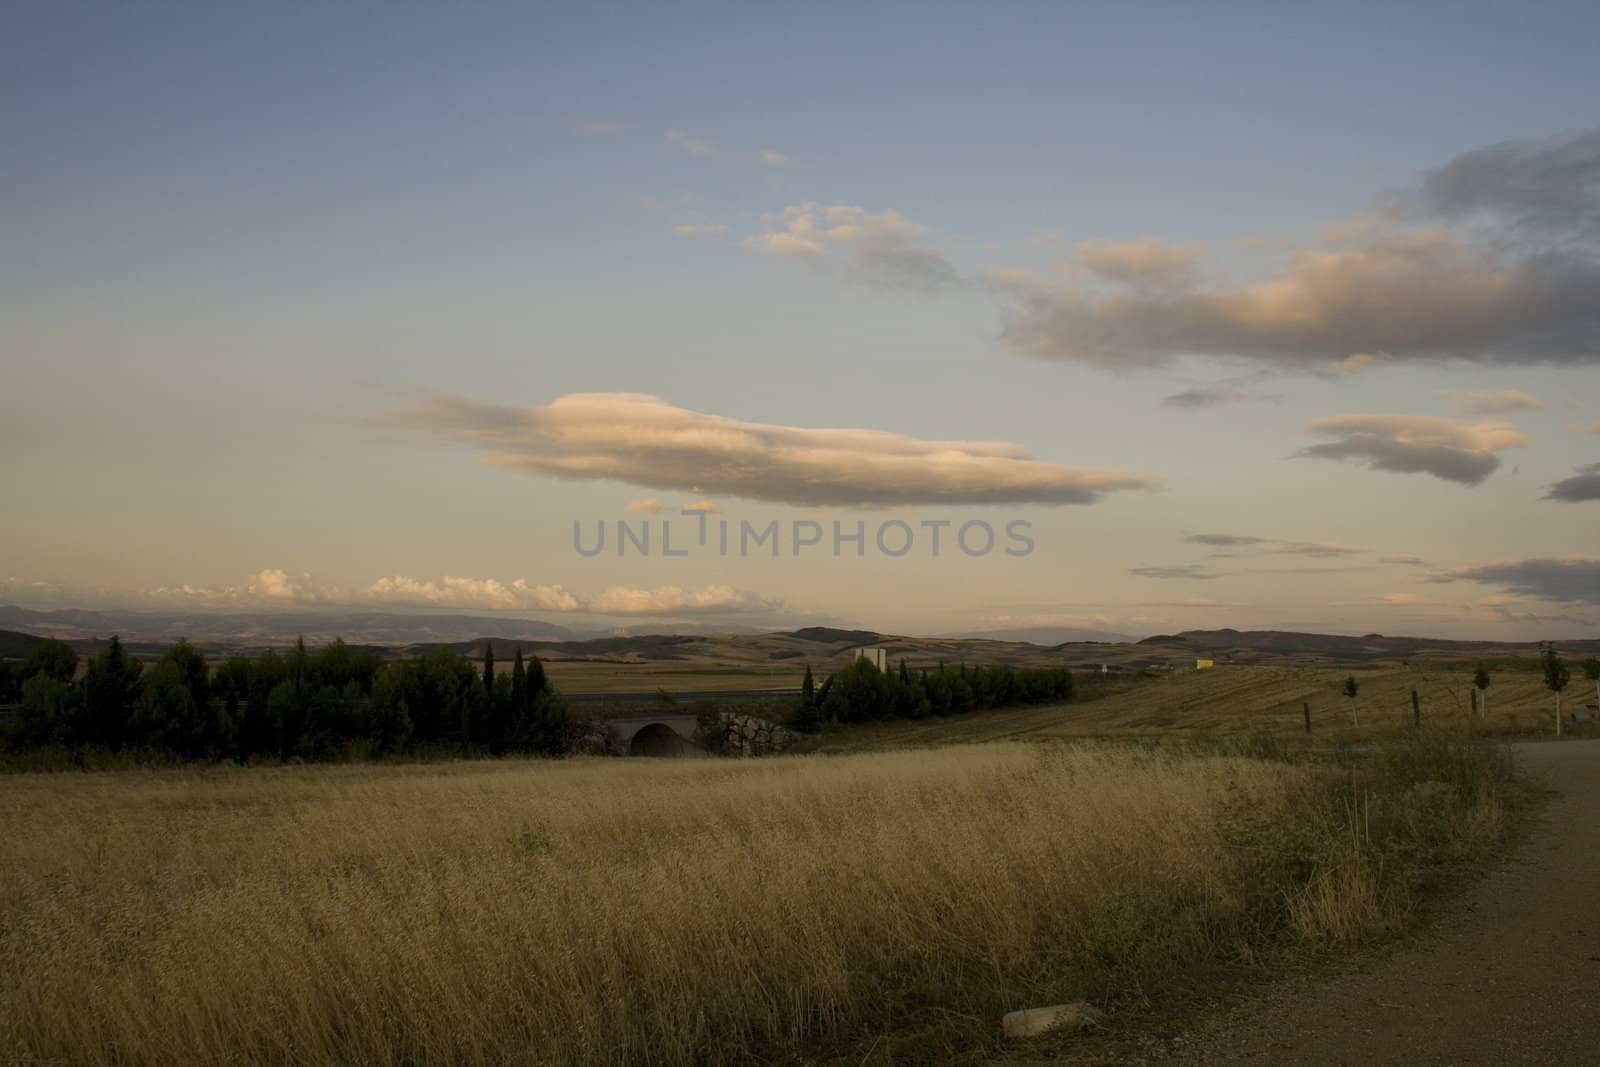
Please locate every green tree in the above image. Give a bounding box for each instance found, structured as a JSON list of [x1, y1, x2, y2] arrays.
[[1543, 645, 1571, 736], [1473, 665, 1492, 721], [11, 673, 83, 747], [131, 639, 223, 757], [21, 638, 77, 683], [794, 664, 821, 733], [366, 665, 414, 754], [1583, 656, 1600, 710], [82, 635, 143, 750], [511, 648, 528, 712], [482, 641, 495, 699]]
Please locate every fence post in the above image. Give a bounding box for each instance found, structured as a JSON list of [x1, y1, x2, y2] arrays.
[[1412, 689, 1420, 728], [1303, 702, 1311, 733]]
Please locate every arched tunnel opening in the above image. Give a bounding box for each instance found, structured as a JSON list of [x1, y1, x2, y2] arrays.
[[628, 722, 686, 757]]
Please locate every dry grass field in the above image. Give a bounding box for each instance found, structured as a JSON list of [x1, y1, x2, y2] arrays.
[[809, 664, 1589, 753], [1, 731, 1516, 1066]]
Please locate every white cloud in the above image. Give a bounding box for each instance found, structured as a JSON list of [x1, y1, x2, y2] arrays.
[[665, 128, 714, 156], [382, 391, 1153, 507], [1293, 414, 1526, 484], [747, 202, 961, 292], [142, 572, 782, 616], [759, 149, 787, 167], [625, 498, 665, 513], [1448, 389, 1543, 414], [364, 576, 580, 612], [672, 223, 727, 238], [681, 499, 720, 513], [585, 585, 777, 615]]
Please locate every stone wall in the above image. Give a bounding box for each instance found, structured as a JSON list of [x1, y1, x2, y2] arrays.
[[699, 712, 800, 757]]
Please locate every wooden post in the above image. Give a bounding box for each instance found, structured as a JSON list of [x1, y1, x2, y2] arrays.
[[1412, 689, 1420, 728], [1303, 702, 1311, 733]]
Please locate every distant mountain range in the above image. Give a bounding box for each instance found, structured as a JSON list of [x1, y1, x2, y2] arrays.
[[2, 606, 1594, 669], [0, 605, 584, 649], [936, 625, 1136, 645]]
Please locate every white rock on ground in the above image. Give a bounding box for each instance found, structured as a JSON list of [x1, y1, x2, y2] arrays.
[[1001, 1002, 1105, 1039]]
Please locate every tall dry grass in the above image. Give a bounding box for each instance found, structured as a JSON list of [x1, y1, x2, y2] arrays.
[[0, 738, 1513, 1065]]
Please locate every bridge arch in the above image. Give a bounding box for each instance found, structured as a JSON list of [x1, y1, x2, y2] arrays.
[[628, 721, 689, 757]]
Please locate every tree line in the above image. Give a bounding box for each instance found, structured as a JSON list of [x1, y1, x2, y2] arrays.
[[0, 637, 569, 762], [793, 657, 1074, 731]]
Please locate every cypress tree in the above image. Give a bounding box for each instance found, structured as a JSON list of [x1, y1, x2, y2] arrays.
[[527, 653, 547, 695], [482, 641, 495, 698], [511, 647, 528, 713]]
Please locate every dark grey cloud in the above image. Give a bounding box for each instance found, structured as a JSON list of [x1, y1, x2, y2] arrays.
[[1183, 533, 1362, 557], [1162, 384, 1277, 408], [993, 131, 1600, 371], [1397, 130, 1600, 243], [1293, 415, 1525, 485], [1425, 557, 1600, 605], [1130, 564, 1221, 580], [1544, 463, 1600, 502], [1185, 533, 1269, 547]]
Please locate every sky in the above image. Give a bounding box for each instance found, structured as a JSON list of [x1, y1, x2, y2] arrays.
[[3, 1, 1598, 640]]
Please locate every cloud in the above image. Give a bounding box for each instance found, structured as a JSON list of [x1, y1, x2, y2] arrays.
[[992, 131, 1600, 371], [1141, 597, 1251, 608], [364, 576, 581, 612], [1331, 592, 1437, 607], [380, 391, 1153, 507], [1130, 564, 1220, 580], [1182, 533, 1363, 557], [1544, 462, 1600, 502], [747, 202, 961, 292], [672, 223, 727, 238], [759, 149, 787, 167], [1075, 238, 1203, 290], [1326, 353, 1387, 376], [143, 572, 783, 616], [681, 499, 720, 513], [1392, 130, 1600, 241], [665, 128, 714, 156], [1184, 533, 1268, 547], [1448, 389, 1543, 414], [585, 585, 777, 615], [625, 498, 664, 513], [1293, 414, 1526, 484], [1380, 554, 1428, 566], [1423, 556, 1600, 605], [1162, 383, 1276, 408], [1583, 423, 1600, 436]]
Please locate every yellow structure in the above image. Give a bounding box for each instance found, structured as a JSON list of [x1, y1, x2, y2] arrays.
[[1195, 659, 1215, 670]]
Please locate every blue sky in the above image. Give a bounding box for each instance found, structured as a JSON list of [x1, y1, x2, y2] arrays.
[[3, 1, 1598, 637]]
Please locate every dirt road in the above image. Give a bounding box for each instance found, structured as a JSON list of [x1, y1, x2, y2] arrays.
[[1164, 739, 1600, 1065]]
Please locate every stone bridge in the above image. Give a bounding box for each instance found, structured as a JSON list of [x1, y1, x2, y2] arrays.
[[606, 714, 705, 756]]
